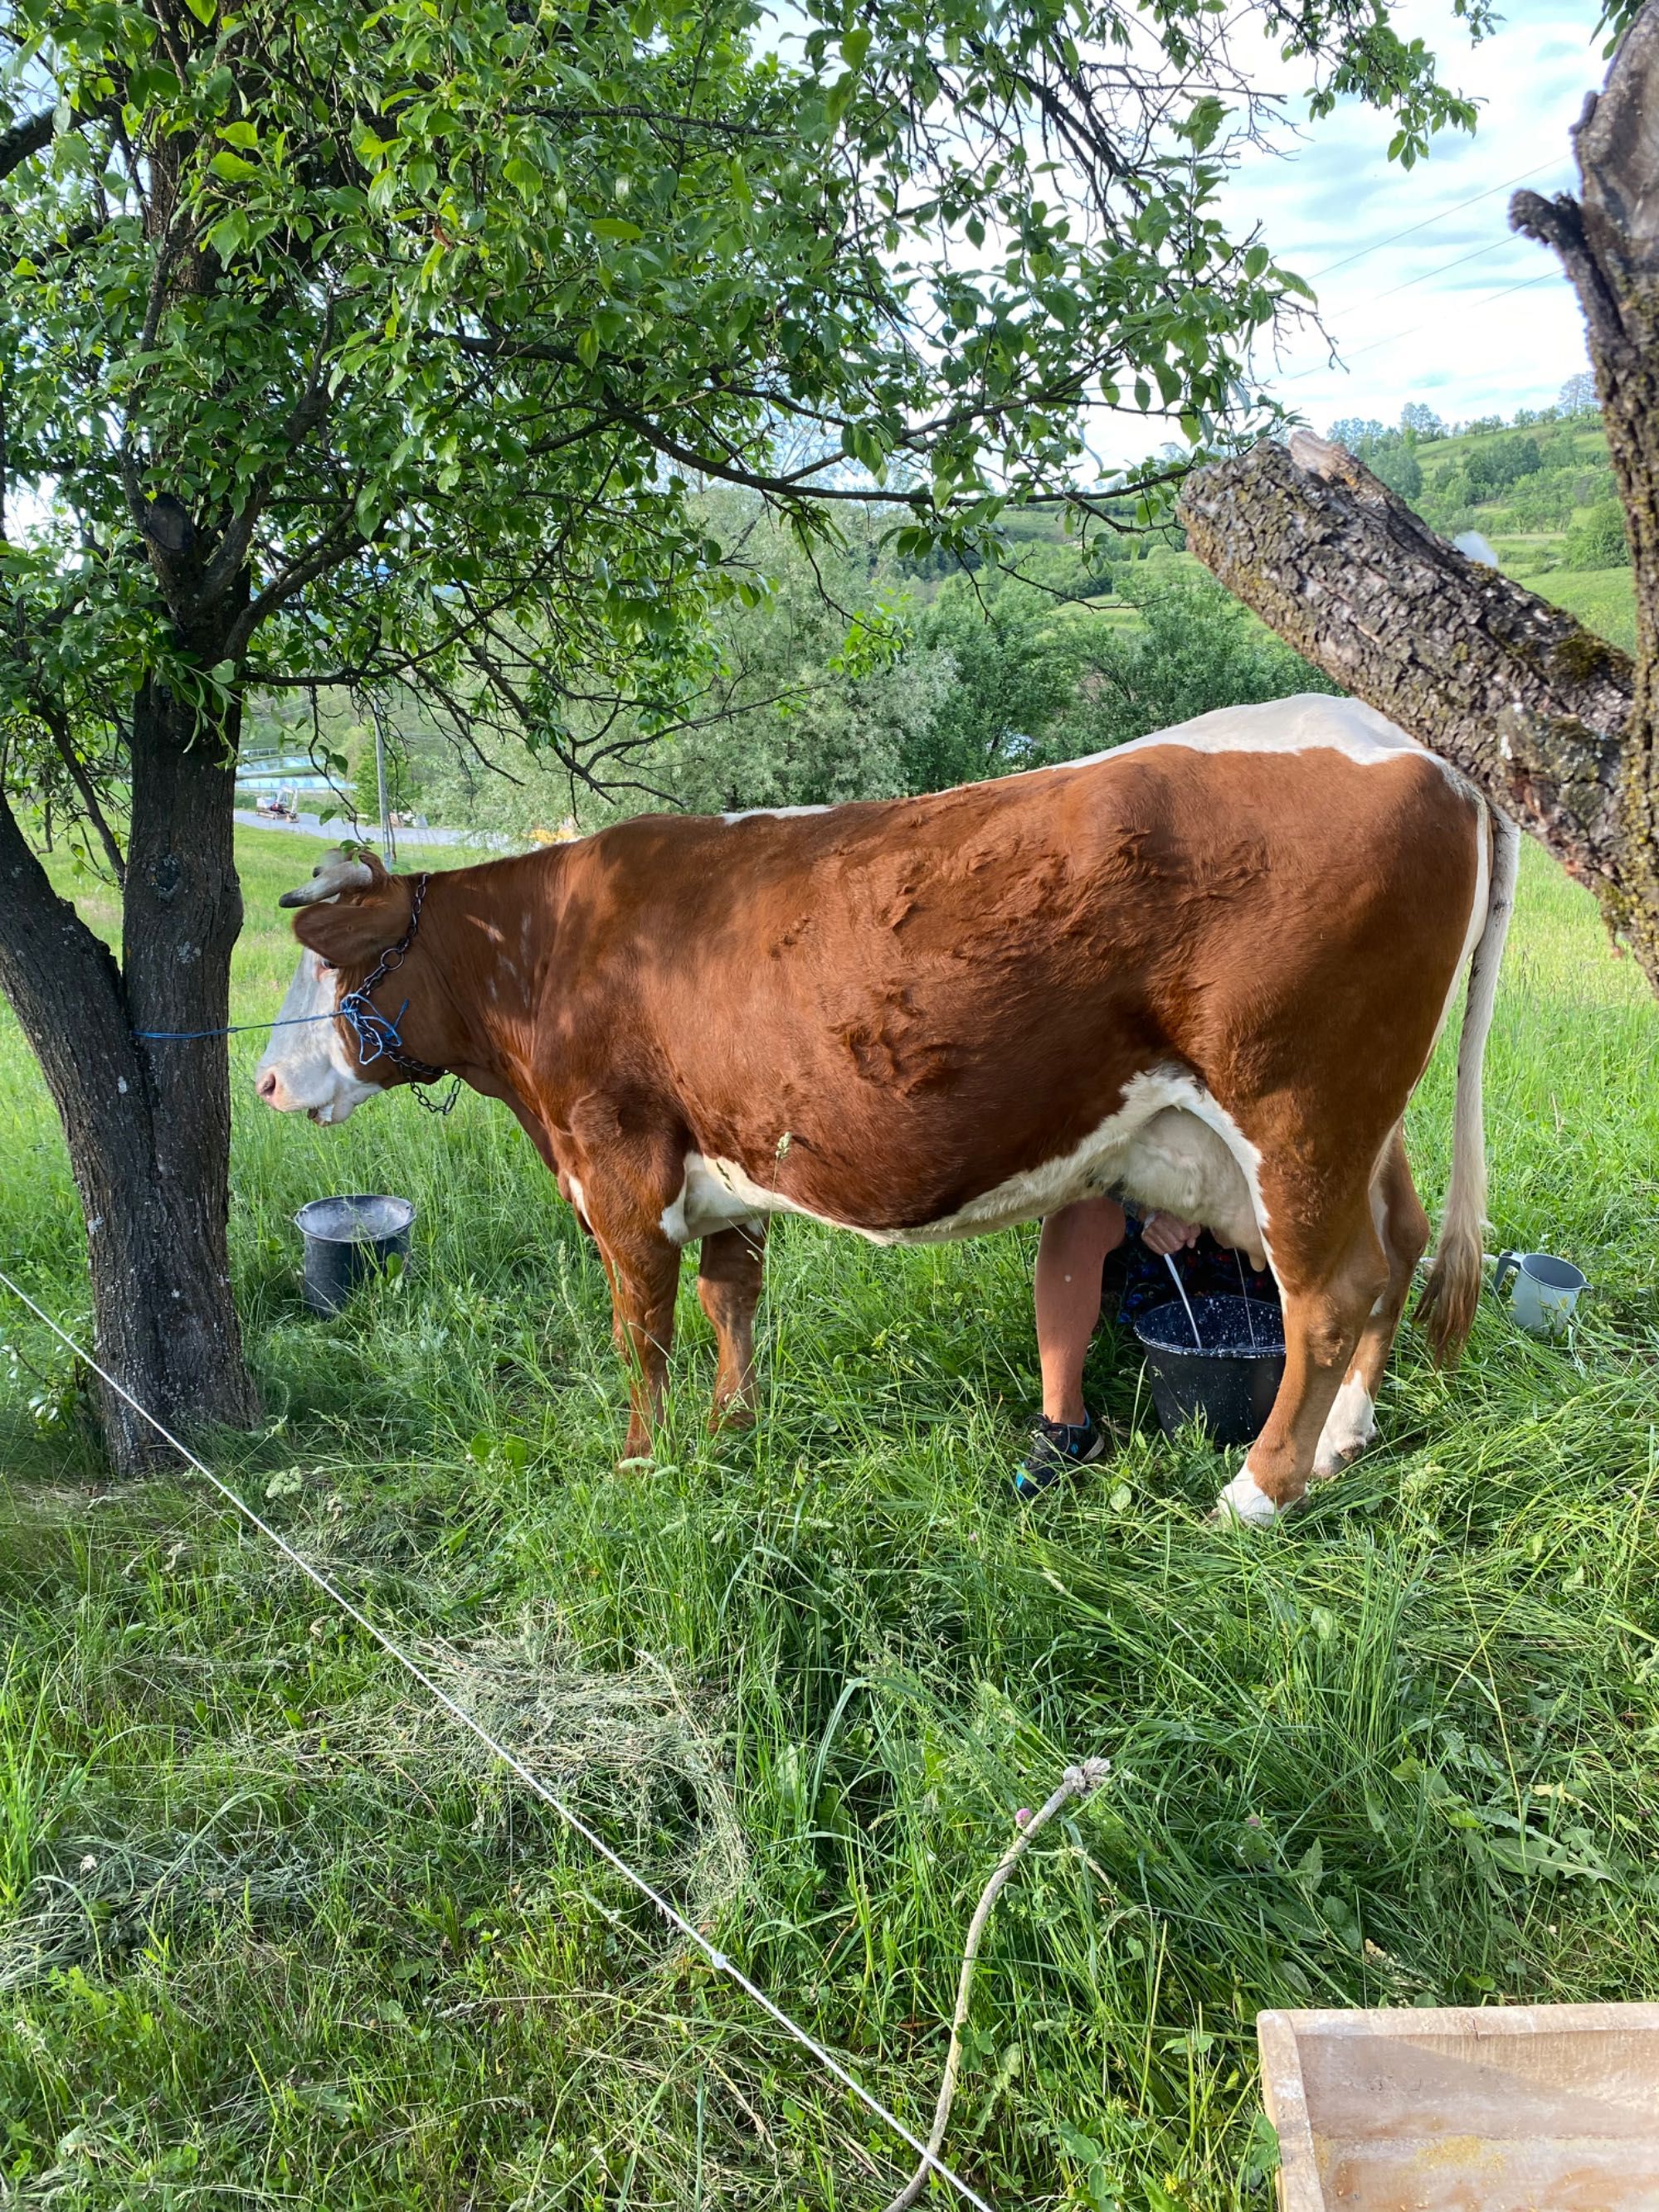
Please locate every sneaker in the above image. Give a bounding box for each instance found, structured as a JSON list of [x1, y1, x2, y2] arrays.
[[1013, 1412, 1105, 1500]]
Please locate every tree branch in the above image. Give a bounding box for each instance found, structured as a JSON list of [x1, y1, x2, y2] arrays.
[[39, 701, 127, 887], [1178, 435, 1638, 950], [0, 106, 54, 182], [222, 518, 363, 660], [0, 776, 134, 1096]]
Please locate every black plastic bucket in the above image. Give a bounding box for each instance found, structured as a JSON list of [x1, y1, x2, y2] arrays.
[[294, 1194, 416, 1315], [1134, 1296, 1286, 1446]]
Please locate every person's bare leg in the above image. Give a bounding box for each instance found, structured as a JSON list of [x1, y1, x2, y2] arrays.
[[1035, 1198, 1127, 1424]]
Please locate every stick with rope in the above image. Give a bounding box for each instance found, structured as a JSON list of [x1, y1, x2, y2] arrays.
[[883, 1758, 1112, 2212]]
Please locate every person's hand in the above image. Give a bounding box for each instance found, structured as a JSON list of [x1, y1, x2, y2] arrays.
[[1141, 1212, 1200, 1257]]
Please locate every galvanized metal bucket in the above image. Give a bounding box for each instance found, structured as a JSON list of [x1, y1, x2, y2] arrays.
[[294, 1194, 416, 1315]]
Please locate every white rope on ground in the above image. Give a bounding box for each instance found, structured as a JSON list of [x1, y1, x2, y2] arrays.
[[883, 1759, 1112, 2212], [0, 1265, 995, 2212]]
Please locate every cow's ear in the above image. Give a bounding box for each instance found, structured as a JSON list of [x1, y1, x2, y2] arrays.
[[290, 865, 410, 970]]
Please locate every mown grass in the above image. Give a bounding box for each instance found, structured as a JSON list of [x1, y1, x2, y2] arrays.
[[1, 826, 1657, 2210], [1520, 564, 1640, 655]]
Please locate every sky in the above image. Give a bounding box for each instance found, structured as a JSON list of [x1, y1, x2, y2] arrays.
[[1213, 0, 1605, 445]]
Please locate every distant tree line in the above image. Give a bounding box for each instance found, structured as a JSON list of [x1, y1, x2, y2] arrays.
[[1324, 375, 1624, 569], [411, 514, 1335, 839]]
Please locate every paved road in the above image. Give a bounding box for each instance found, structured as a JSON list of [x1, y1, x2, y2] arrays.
[[234, 809, 497, 849]]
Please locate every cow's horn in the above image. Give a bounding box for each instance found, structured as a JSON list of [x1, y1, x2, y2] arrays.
[[278, 853, 376, 908]]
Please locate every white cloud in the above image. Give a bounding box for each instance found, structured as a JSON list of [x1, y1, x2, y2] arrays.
[[1085, 0, 1602, 468], [1229, 0, 1601, 438]]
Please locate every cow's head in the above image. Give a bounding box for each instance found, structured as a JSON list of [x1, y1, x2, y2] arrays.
[[255, 848, 416, 1124]]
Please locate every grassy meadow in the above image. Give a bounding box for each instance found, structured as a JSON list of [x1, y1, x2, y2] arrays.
[[2, 823, 1657, 2210]]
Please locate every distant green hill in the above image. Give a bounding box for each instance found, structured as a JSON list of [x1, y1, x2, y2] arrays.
[[924, 409, 1639, 654], [1340, 411, 1637, 653], [1525, 564, 1637, 654]]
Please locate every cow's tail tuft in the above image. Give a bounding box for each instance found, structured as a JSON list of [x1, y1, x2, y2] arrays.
[[1416, 804, 1520, 1365]]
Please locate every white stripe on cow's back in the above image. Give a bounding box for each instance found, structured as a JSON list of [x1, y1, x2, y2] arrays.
[[721, 802, 834, 823], [1049, 692, 1446, 780], [714, 695, 1454, 834]]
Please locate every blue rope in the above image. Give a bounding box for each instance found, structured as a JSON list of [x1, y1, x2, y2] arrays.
[[336, 992, 412, 1067], [135, 1013, 339, 1042], [135, 997, 411, 1061]]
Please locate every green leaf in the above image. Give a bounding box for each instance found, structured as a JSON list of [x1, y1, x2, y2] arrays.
[[1183, 95, 1225, 150], [825, 71, 859, 126], [218, 121, 259, 150], [209, 149, 260, 184], [207, 211, 247, 263]]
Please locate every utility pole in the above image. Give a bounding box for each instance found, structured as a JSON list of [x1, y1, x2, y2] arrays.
[[368, 693, 397, 868]]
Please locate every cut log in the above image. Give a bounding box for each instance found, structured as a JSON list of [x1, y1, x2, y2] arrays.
[[1179, 2, 1659, 998]]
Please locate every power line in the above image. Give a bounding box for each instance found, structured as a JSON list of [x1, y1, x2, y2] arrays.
[[1357, 231, 1537, 314], [1304, 158, 1567, 282], [1337, 270, 1561, 369], [0, 1264, 997, 2212], [1276, 269, 1564, 385]]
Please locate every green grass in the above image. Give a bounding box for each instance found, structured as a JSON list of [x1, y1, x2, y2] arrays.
[[2, 828, 1657, 2210], [1525, 566, 1640, 655]]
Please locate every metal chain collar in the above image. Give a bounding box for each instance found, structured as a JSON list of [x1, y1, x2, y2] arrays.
[[337, 873, 462, 1115]]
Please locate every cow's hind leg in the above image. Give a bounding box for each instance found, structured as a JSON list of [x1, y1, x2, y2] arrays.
[[1313, 1131, 1430, 1480], [1219, 1199, 1389, 1526], [698, 1222, 767, 1432]]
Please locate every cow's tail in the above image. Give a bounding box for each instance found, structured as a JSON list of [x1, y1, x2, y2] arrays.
[[1416, 802, 1520, 1364]]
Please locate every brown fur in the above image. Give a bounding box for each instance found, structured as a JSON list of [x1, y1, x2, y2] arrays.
[[276, 737, 1491, 1502]]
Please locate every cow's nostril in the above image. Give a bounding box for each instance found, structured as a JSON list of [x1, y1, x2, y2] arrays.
[[256, 1069, 278, 1101]]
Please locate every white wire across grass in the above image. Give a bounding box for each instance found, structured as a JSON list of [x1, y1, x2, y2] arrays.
[[1, 1263, 1034, 2210]]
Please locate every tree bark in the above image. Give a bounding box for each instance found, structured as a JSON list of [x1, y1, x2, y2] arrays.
[[0, 666, 258, 1471], [1177, 4, 1659, 996], [1511, 1, 1659, 989], [1177, 434, 1642, 950]]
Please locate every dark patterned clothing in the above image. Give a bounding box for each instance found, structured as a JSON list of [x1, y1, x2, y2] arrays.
[[1103, 1208, 1280, 1328]]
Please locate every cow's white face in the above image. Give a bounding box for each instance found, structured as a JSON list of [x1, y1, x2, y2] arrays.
[[255, 950, 382, 1124]]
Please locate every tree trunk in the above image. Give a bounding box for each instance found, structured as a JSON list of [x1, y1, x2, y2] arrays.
[[0, 668, 257, 1471], [1177, 4, 1659, 997], [1511, 1, 1659, 987]]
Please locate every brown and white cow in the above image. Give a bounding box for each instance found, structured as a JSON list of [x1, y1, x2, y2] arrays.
[[255, 693, 1517, 1523]]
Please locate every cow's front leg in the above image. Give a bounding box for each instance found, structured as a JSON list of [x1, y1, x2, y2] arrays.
[[697, 1222, 767, 1432], [562, 1104, 692, 1464], [586, 1208, 683, 1464]]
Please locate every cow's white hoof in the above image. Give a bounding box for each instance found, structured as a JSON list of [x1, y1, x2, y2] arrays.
[[1314, 1374, 1376, 1480], [1215, 1468, 1280, 1527]]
